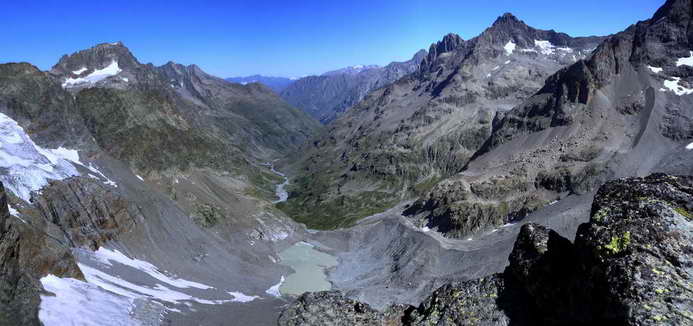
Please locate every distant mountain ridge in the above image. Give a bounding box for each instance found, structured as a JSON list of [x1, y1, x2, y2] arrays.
[[225, 75, 296, 93], [280, 50, 428, 123], [322, 64, 381, 76]]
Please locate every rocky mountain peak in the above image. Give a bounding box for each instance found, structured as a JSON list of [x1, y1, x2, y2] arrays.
[[51, 42, 140, 76], [432, 33, 465, 55], [411, 49, 428, 62], [482, 13, 544, 49], [491, 12, 525, 28], [652, 0, 692, 22]]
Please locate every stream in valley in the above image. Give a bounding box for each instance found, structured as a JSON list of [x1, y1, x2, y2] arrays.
[[267, 163, 338, 296]]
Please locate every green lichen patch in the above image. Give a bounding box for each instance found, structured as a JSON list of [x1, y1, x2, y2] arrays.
[[673, 206, 692, 219], [603, 231, 631, 255], [592, 208, 610, 222], [193, 203, 225, 227]]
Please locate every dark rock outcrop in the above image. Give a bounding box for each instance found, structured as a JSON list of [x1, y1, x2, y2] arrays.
[[278, 291, 408, 326], [0, 182, 83, 326], [32, 177, 143, 250], [279, 174, 693, 325]]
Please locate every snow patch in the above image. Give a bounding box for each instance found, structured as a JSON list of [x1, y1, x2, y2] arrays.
[[72, 67, 88, 75], [504, 40, 516, 55], [228, 291, 260, 303], [676, 51, 693, 67], [421, 226, 431, 232], [533, 40, 573, 56], [535, 40, 554, 55], [79, 264, 209, 304], [39, 274, 141, 326], [91, 247, 212, 290], [265, 276, 285, 297], [0, 113, 80, 201], [269, 231, 289, 241], [686, 142, 693, 150], [62, 61, 122, 88], [7, 204, 19, 216], [7, 204, 26, 223], [647, 65, 663, 74], [136, 175, 144, 181], [663, 77, 693, 96]]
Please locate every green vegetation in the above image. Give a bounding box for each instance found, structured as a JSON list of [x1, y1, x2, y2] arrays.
[[277, 191, 398, 230], [592, 208, 610, 222], [673, 206, 692, 219], [193, 203, 224, 227], [603, 231, 631, 255], [244, 167, 283, 201], [412, 176, 441, 195]]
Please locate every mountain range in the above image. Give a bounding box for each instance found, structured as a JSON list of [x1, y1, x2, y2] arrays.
[[0, 0, 691, 325], [225, 75, 296, 93], [278, 13, 609, 230], [280, 50, 428, 123]]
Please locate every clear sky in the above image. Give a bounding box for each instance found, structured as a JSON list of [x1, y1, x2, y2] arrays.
[[1, 0, 663, 78]]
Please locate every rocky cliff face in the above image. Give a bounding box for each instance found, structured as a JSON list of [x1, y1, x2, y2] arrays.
[[0, 181, 85, 326], [405, 0, 693, 238], [279, 174, 693, 325], [280, 50, 427, 123], [281, 13, 606, 230]]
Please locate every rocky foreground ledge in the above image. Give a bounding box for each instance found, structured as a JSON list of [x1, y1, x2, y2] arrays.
[[278, 174, 693, 326]]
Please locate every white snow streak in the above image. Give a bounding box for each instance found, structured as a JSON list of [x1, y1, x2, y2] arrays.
[[72, 67, 88, 75], [676, 51, 693, 67], [686, 142, 693, 150], [227, 291, 260, 303], [91, 247, 213, 290], [265, 276, 285, 297], [647, 65, 663, 73]]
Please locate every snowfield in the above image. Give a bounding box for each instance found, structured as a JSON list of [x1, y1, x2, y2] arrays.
[[62, 60, 122, 88], [0, 113, 80, 201], [39, 247, 263, 325], [39, 274, 142, 326], [0, 113, 119, 201]]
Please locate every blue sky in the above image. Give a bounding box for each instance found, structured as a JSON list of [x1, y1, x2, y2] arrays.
[[1, 0, 662, 78]]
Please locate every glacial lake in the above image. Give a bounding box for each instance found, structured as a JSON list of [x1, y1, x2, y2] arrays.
[[278, 242, 338, 296]]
